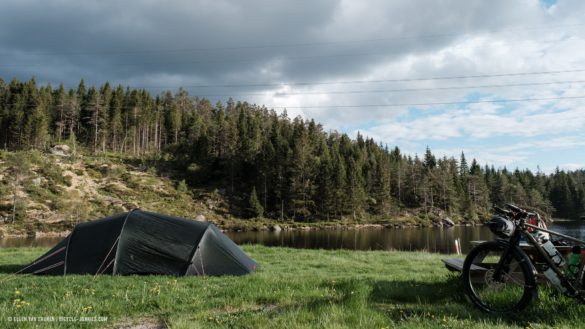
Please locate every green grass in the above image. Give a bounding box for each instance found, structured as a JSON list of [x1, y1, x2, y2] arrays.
[[0, 246, 582, 328]]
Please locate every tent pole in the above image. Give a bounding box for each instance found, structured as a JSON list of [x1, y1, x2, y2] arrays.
[[112, 208, 140, 275]]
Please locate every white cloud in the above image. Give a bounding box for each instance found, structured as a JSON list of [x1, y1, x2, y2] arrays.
[[556, 163, 585, 171], [357, 102, 585, 142]]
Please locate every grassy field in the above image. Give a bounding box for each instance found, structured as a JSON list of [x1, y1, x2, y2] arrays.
[[0, 246, 583, 328]]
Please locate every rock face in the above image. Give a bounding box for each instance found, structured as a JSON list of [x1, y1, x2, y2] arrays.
[[49, 144, 71, 156], [271, 225, 282, 232]]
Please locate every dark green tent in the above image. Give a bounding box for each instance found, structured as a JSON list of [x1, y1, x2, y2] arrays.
[[18, 209, 257, 276]]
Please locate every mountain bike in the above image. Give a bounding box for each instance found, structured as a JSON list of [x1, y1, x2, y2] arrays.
[[462, 204, 585, 313]]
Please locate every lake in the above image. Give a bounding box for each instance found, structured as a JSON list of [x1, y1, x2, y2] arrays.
[[2, 220, 584, 253]]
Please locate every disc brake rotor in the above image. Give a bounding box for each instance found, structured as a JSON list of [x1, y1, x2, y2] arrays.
[[484, 268, 507, 288]]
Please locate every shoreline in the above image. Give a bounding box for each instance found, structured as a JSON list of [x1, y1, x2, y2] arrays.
[[0, 220, 477, 239]]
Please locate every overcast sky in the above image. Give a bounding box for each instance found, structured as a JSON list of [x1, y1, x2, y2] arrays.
[[2, 0, 585, 172]]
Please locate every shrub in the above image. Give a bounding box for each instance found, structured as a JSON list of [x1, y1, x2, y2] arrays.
[[177, 179, 189, 194], [108, 165, 127, 179], [147, 166, 157, 176]]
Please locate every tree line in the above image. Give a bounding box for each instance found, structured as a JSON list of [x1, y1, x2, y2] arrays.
[[1, 77, 584, 220]]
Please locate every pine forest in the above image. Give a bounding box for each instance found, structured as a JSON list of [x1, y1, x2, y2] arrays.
[[1, 77, 584, 222]]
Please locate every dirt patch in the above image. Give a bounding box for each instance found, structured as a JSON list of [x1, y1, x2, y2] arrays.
[[115, 319, 166, 329], [62, 169, 100, 196]]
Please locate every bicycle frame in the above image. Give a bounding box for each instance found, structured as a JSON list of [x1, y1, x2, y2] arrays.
[[523, 222, 585, 282], [493, 217, 585, 291]]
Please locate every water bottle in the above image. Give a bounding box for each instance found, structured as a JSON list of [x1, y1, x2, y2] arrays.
[[567, 246, 581, 278], [541, 240, 565, 267], [541, 240, 566, 291], [543, 266, 565, 292]]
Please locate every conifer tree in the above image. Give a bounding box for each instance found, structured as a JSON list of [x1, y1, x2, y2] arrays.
[[53, 84, 68, 142], [248, 186, 264, 218]]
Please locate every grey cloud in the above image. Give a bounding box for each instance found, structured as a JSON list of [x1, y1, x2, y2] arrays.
[[1, 0, 342, 87], [0, 0, 566, 91]]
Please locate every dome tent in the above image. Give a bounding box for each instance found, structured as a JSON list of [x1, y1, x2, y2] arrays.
[[18, 209, 257, 276]]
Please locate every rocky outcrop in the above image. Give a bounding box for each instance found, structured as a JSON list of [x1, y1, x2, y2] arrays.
[[442, 217, 455, 227], [49, 144, 71, 157]]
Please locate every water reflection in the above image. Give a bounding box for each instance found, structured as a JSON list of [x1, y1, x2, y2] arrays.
[[550, 221, 585, 242], [225, 226, 495, 254], [1, 221, 583, 254], [228, 220, 585, 253], [0, 236, 63, 248]]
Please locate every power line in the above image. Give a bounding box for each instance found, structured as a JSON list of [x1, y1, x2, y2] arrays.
[[0, 37, 571, 68], [3, 95, 583, 111], [265, 95, 585, 109], [187, 80, 585, 97], [134, 68, 585, 89], [1, 23, 582, 56]]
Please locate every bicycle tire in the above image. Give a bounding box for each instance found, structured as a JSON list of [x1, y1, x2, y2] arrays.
[[462, 240, 536, 313]]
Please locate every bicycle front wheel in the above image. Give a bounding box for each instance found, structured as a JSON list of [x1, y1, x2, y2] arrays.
[[462, 240, 536, 313]]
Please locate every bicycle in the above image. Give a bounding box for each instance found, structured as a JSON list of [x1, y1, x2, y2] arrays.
[[462, 203, 585, 313]]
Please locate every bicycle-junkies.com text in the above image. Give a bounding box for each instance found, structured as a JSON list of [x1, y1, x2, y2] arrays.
[[7, 316, 108, 323]]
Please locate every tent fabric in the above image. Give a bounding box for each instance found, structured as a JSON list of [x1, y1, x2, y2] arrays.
[[114, 211, 208, 275], [16, 237, 69, 275], [19, 209, 257, 276], [188, 225, 257, 276], [66, 213, 127, 274]]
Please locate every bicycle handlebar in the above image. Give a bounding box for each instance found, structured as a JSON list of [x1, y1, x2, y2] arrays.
[[492, 204, 530, 222], [505, 203, 524, 213], [493, 205, 511, 216]]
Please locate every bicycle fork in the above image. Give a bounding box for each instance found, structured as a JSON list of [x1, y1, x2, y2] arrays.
[[492, 236, 539, 300]]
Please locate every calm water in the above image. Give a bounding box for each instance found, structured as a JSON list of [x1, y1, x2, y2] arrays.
[[227, 226, 493, 254], [1, 221, 584, 254]]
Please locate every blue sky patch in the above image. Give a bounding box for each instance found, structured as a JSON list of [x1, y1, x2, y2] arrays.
[[540, 0, 557, 8]]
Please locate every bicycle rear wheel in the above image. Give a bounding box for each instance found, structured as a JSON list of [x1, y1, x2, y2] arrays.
[[462, 241, 536, 313]]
